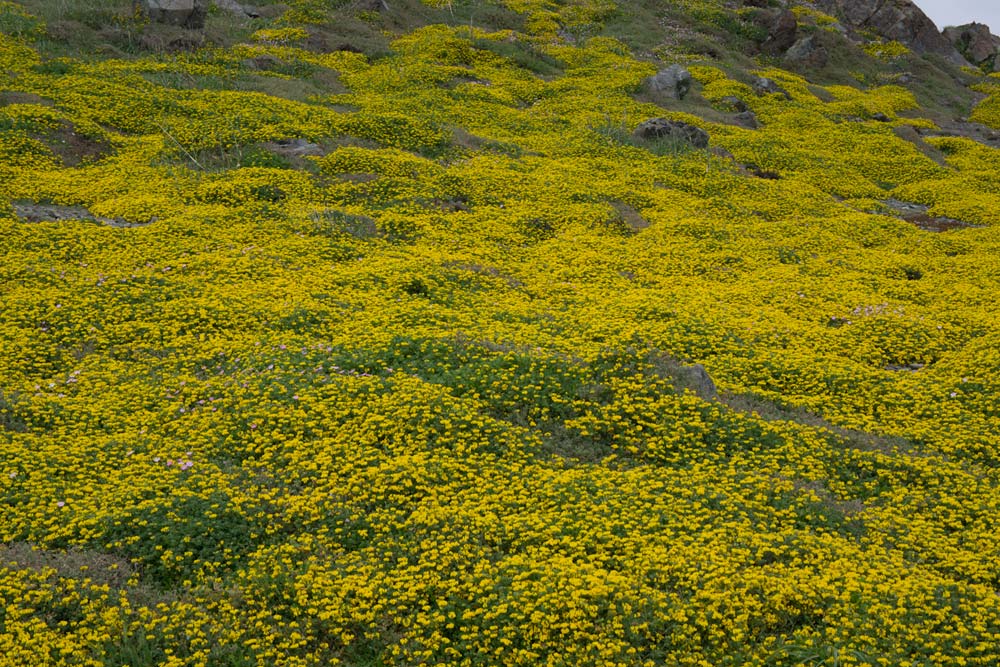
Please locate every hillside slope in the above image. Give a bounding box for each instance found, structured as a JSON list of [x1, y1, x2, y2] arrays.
[[2, 1, 1000, 665]]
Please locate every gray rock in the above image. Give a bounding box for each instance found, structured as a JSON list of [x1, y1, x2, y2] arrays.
[[709, 146, 735, 160], [142, 0, 208, 29], [214, 0, 259, 18], [943, 23, 1000, 69], [266, 138, 324, 157], [751, 76, 791, 99], [917, 118, 1000, 149], [886, 363, 925, 372], [632, 118, 709, 149], [876, 198, 980, 232], [719, 95, 748, 112], [760, 9, 799, 55], [13, 202, 151, 228], [785, 35, 829, 69], [815, 0, 967, 64], [645, 64, 692, 100], [676, 364, 717, 400], [733, 110, 759, 129]]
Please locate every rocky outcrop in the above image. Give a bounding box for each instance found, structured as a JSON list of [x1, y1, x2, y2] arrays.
[[141, 0, 209, 29], [644, 65, 692, 100], [718, 96, 748, 113], [916, 118, 1000, 149], [877, 199, 981, 232], [214, 0, 262, 19], [732, 110, 759, 130], [751, 76, 791, 100], [816, 0, 965, 63], [943, 23, 1000, 71], [632, 118, 709, 149], [785, 34, 829, 69], [675, 364, 717, 400], [760, 9, 799, 56], [13, 202, 151, 228]]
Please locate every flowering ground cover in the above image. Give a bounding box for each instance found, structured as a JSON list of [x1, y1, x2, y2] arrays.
[[2, 1, 1000, 665]]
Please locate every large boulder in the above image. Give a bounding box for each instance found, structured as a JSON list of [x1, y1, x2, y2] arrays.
[[141, 0, 208, 29], [759, 9, 799, 55], [815, 0, 965, 63], [785, 34, 829, 69], [732, 110, 759, 130], [943, 23, 1000, 70], [751, 76, 791, 100], [214, 0, 262, 19], [644, 64, 693, 100], [632, 118, 709, 149]]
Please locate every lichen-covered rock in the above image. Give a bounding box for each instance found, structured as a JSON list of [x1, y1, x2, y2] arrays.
[[733, 110, 759, 130], [632, 118, 709, 148], [785, 35, 829, 69], [758, 9, 798, 56], [719, 95, 748, 113], [943, 23, 1000, 70], [644, 65, 692, 100], [816, 0, 965, 63], [141, 0, 208, 29], [751, 76, 791, 100]]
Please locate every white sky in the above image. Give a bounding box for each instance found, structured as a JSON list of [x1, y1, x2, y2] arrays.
[[917, 0, 1000, 34]]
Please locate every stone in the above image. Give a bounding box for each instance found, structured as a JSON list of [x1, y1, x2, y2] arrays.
[[760, 9, 799, 55], [815, 0, 966, 64], [12, 202, 150, 228], [214, 0, 259, 19], [139, 24, 205, 52], [943, 23, 1000, 68], [871, 112, 891, 122], [644, 64, 693, 100], [875, 198, 981, 232], [709, 146, 735, 161], [357, 0, 389, 11], [733, 110, 759, 129], [266, 138, 324, 157], [632, 118, 709, 149], [784, 34, 829, 69], [751, 76, 791, 100], [142, 0, 208, 29], [675, 364, 717, 400], [719, 95, 748, 112]]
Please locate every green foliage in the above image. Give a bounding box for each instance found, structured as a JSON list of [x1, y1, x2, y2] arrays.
[[471, 36, 563, 75]]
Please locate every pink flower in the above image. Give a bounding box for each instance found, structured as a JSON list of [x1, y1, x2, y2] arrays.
[[56, 501, 65, 508]]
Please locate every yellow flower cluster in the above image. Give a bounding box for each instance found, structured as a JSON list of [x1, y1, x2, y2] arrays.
[[970, 76, 1000, 129], [2, 2, 1000, 666], [862, 40, 911, 61]]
